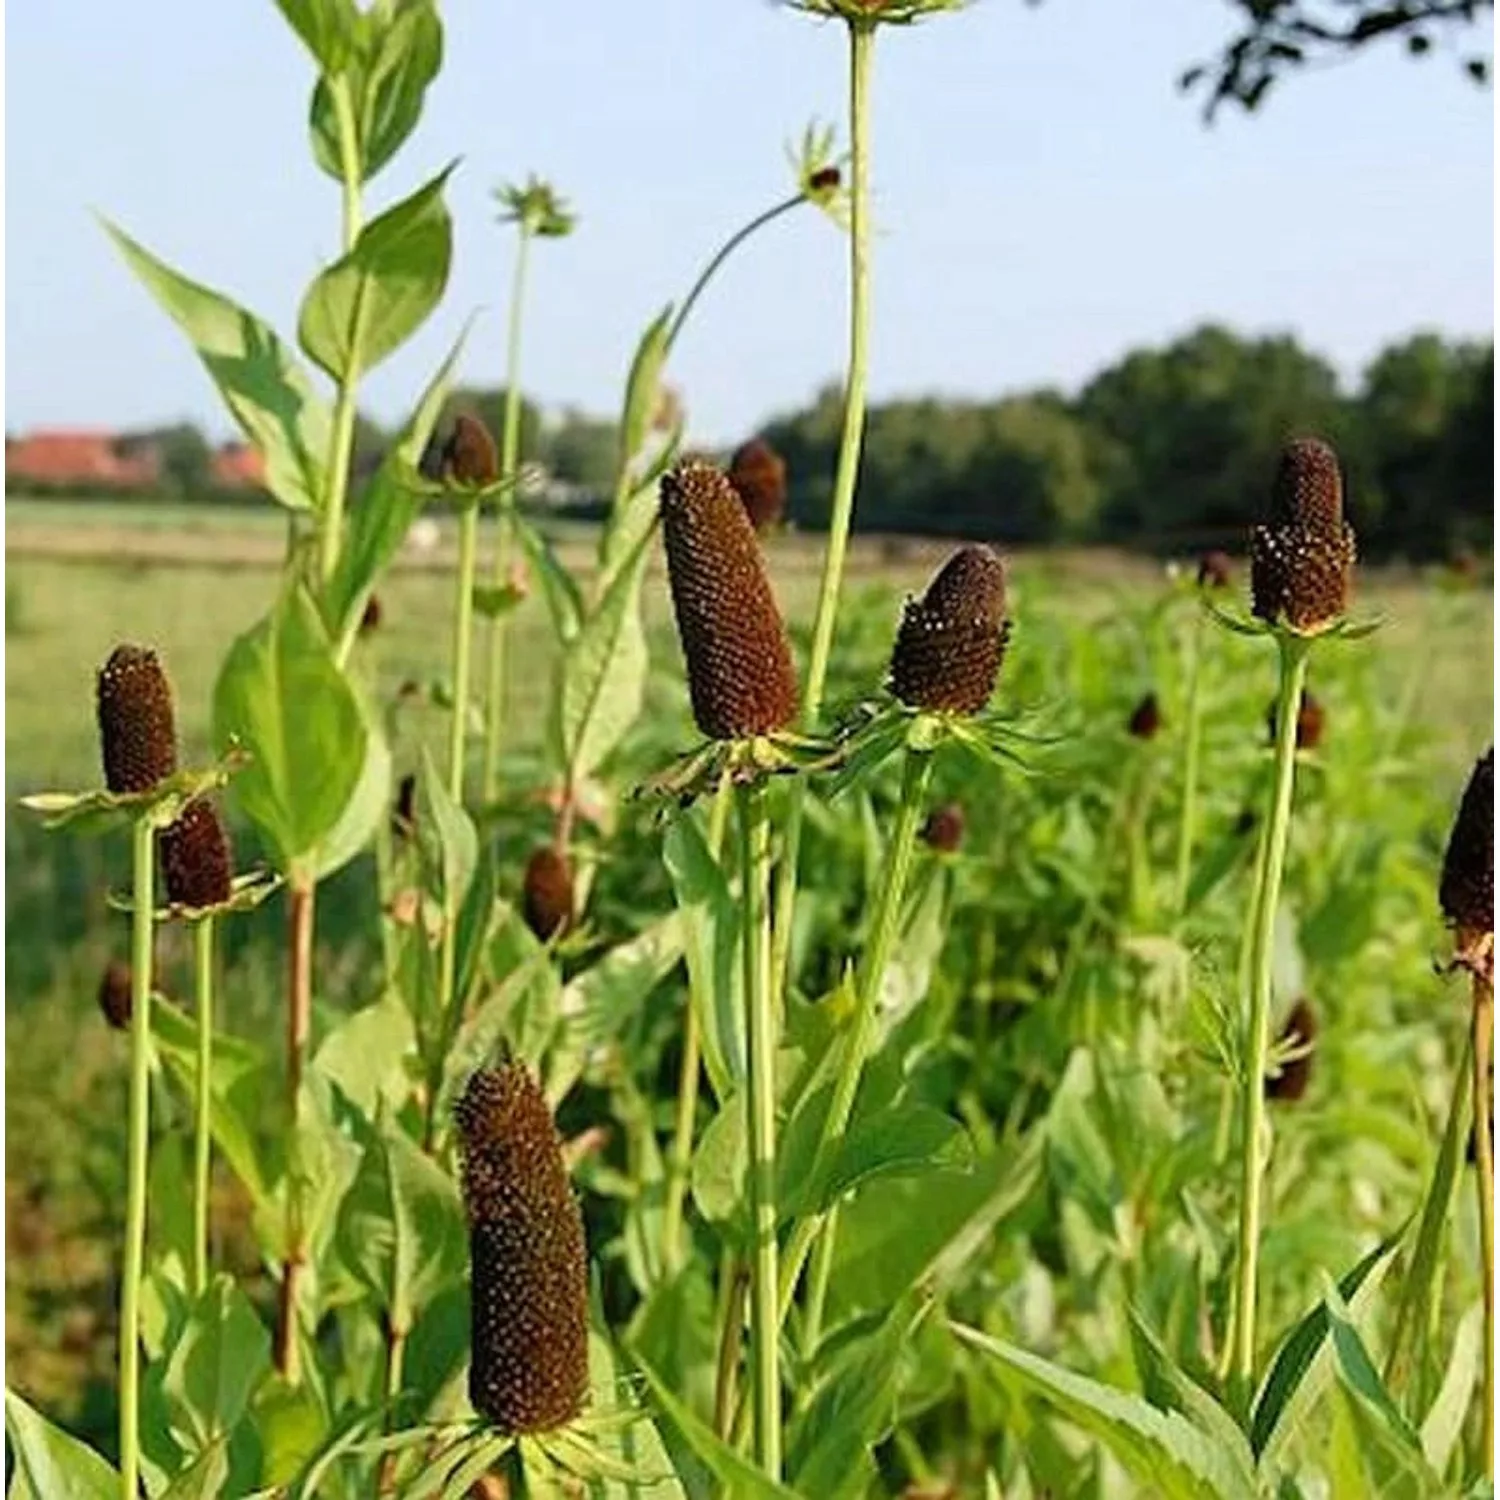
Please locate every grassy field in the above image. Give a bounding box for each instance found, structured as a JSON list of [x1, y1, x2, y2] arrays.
[[5, 507, 1493, 1478]]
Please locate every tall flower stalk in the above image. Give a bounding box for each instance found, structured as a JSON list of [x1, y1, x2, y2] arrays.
[[1439, 747, 1494, 1473], [1226, 437, 1357, 1398], [482, 178, 574, 804], [1175, 554, 1230, 915], [191, 918, 216, 1296], [655, 458, 802, 1477]]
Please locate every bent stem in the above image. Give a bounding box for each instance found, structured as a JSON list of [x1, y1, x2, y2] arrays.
[[275, 876, 316, 1382], [1228, 633, 1310, 1399], [771, 18, 877, 1001], [1174, 609, 1206, 917], [192, 916, 216, 1297], [737, 781, 781, 1479], [1472, 960, 1494, 1477], [119, 817, 156, 1500], [662, 773, 734, 1272], [482, 222, 535, 805]]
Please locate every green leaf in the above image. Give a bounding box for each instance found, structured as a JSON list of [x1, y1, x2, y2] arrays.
[[309, 2, 443, 184], [334, 1111, 466, 1328], [103, 220, 332, 513], [252, 1377, 327, 1490], [548, 528, 652, 785], [829, 1133, 1043, 1318], [1250, 1225, 1405, 1461], [273, 0, 355, 71], [952, 1323, 1258, 1500], [1419, 1302, 1480, 1475], [629, 1352, 802, 1499], [789, 1296, 929, 1499], [314, 990, 416, 1118], [214, 587, 367, 871], [662, 814, 744, 1100], [308, 667, 391, 881], [472, 582, 526, 619], [323, 320, 468, 644], [786, 1103, 971, 1221], [690, 1092, 747, 1227], [3, 1390, 118, 1499], [158, 1442, 231, 1500], [298, 164, 455, 383], [617, 305, 673, 476], [160, 1276, 272, 1450], [151, 997, 273, 1206], [415, 747, 477, 913], [514, 513, 583, 645]]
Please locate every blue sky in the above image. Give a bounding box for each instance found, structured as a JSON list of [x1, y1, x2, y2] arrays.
[[6, 1, 1493, 445]]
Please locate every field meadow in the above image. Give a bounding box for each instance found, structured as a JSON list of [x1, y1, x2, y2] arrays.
[[5, 499, 1494, 1492]]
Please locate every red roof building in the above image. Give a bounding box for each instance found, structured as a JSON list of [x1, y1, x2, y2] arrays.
[[5, 429, 161, 488], [210, 442, 265, 490]]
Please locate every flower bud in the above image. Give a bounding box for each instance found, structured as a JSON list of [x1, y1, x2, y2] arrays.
[[160, 799, 233, 911], [444, 414, 500, 487], [921, 803, 965, 853], [727, 438, 788, 533], [1128, 692, 1162, 741], [1440, 748, 1493, 937], [98, 959, 134, 1031], [523, 847, 574, 942]]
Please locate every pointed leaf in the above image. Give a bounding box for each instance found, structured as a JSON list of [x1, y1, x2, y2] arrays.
[[3, 1390, 118, 1499], [104, 221, 332, 512], [160, 1277, 272, 1450], [298, 165, 455, 382]]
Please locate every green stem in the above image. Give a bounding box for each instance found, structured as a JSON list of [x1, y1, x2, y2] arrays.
[[662, 775, 734, 1273], [192, 917, 215, 1298], [737, 782, 781, 1479], [771, 19, 877, 1000], [1174, 611, 1205, 917], [275, 876, 315, 1382], [426, 505, 481, 1151], [1228, 634, 1310, 1395], [119, 817, 155, 1500], [665, 196, 805, 355], [778, 750, 932, 1325], [1472, 967, 1494, 1477], [482, 224, 535, 805], [318, 74, 365, 585], [713, 1256, 748, 1440]]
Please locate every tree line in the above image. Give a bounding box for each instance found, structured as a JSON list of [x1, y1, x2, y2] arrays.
[[108, 325, 1490, 558]]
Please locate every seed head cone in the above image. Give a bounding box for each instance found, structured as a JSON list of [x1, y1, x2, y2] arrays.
[[523, 847, 574, 941], [1440, 748, 1494, 934], [97, 645, 178, 794], [455, 1063, 589, 1434], [1251, 439, 1356, 632], [98, 959, 133, 1031], [1266, 999, 1317, 1102], [921, 803, 965, 853], [161, 799, 234, 910], [1128, 693, 1162, 740], [889, 546, 1009, 715], [360, 594, 383, 634], [445, 414, 500, 487], [728, 438, 787, 532], [659, 459, 799, 740]]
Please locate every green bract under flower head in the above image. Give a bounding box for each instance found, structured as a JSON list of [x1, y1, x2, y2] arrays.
[[789, 0, 967, 24], [493, 175, 575, 238], [659, 458, 800, 742]]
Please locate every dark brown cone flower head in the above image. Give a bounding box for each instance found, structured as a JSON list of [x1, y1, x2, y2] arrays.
[[807, 165, 842, 192], [455, 1062, 589, 1435], [1440, 748, 1494, 937], [160, 799, 234, 911], [1267, 690, 1325, 751], [1250, 438, 1356, 633], [359, 594, 383, 634], [889, 546, 1009, 715], [921, 803, 965, 853], [1265, 999, 1317, 1102], [1128, 692, 1163, 740], [444, 414, 500, 487], [727, 438, 788, 532], [659, 459, 799, 741], [1197, 551, 1233, 590], [97, 645, 178, 795], [523, 847, 574, 942], [98, 959, 134, 1031]]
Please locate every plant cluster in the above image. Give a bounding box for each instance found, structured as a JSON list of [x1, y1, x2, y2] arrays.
[[6, 2, 1494, 1497]]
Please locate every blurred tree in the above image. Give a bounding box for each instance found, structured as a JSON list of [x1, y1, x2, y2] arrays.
[[119, 423, 211, 495], [544, 409, 618, 491]]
